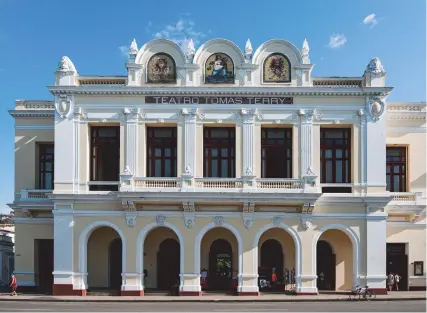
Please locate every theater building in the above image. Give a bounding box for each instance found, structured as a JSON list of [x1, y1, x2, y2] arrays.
[[8, 38, 426, 296]]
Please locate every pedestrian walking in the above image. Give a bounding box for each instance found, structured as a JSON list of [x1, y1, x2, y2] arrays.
[[394, 273, 401, 291], [9, 274, 17, 296], [387, 272, 394, 292]]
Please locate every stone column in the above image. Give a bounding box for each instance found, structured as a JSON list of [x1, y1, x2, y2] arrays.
[[52, 205, 83, 295], [365, 210, 388, 294], [298, 109, 314, 177], [181, 108, 198, 188]]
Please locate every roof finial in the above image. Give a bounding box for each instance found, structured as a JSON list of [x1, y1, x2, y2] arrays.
[[365, 57, 385, 75], [302, 38, 310, 64], [56, 56, 77, 74], [129, 39, 138, 55], [186, 39, 195, 63], [244, 39, 253, 63]]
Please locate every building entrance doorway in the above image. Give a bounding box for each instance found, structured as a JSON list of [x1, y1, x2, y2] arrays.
[[260, 239, 284, 280], [386, 243, 408, 291], [209, 239, 232, 290], [35, 239, 53, 294], [317, 240, 335, 291], [108, 238, 122, 290], [157, 238, 180, 290]]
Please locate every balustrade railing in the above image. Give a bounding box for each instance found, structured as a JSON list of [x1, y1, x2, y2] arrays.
[[134, 177, 180, 188], [390, 192, 418, 202], [256, 178, 304, 189], [20, 189, 52, 200], [194, 178, 243, 189]]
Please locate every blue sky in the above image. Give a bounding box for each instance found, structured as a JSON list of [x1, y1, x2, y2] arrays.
[[0, 0, 425, 213]]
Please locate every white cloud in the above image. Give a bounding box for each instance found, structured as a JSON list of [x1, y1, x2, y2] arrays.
[[118, 45, 128, 57], [152, 19, 206, 52], [363, 13, 378, 28], [328, 34, 347, 49]]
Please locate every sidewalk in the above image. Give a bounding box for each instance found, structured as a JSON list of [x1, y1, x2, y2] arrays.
[[0, 291, 425, 302]]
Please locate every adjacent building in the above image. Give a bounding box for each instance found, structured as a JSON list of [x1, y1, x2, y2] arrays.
[[8, 38, 426, 296]]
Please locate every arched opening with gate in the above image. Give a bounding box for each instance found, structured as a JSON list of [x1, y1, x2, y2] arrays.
[[316, 240, 335, 290], [315, 228, 355, 291], [209, 239, 233, 290], [257, 228, 296, 292], [86, 226, 124, 293], [157, 238, 180, 290], [143, 227, 181, 291]]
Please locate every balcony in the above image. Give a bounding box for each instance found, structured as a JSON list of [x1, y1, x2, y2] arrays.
[[123, 177, 311, 193], [389, 192, 423, 205], [19, 189, 52, 201]]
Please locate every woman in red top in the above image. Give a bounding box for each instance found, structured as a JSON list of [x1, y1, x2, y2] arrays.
[[9, 274, 17, 296]]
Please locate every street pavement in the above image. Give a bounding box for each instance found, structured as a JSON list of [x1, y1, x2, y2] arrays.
[[0, 300, 425, 312]]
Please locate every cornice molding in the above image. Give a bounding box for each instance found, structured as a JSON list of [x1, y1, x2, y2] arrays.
[[9, 110, 55, 118], [47, 86, 392, 97]]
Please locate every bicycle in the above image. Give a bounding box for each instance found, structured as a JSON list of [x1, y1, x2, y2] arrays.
[[358, 285, 376, 300], [348, 285, 362, 300]]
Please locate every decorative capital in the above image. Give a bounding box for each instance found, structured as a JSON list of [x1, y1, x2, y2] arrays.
[[243, 201, 255, 213], [213, 216, 224, 226], [73, 107, 88, 122], [122, 200, 136, 212], [22, 208, 33, 218], [156, 215, 166, 226], [272, 216, 282, 226], [182, 201, 196, 212], [181, 108, 198, 118]]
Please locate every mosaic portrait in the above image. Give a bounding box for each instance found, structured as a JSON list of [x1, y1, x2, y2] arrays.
[[205, 53, 234, 84], [263, 53, 291, 83], [147, 53, 176, 84]]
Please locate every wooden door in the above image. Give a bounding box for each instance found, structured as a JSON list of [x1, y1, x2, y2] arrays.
[[157, 238, 180, 290]]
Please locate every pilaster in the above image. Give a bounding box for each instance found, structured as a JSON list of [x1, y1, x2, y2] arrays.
[[123, 108, 139, 174], [181, 108, 198, 181], [54, 94, 75, 192], [298, 109, 314, 178], [364, 209, 388, 294], [52, 204, 82, 295], [365, 96, 387, 192], [240, 109, 256, 178]]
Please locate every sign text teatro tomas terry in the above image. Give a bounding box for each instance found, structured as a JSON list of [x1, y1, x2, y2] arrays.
[[146, 96, 293, 105]]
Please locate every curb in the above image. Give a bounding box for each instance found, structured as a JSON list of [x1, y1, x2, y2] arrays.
[[0, 297, 425, 303]]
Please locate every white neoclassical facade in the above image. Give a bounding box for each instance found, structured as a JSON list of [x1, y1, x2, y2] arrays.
[[8, 37, 426, 296]]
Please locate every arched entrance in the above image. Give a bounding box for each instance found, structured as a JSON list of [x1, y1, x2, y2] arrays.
[[157, 238, 180, 290], [109, 238, 122, 290], [198, 226, 239, 292], [86, 226, 123, 292], [316, 240, 335, 290], [261, 239, 284, 281], [143, 227, 181, 290], [257, 227, 296, 292], [209, 239, 233, 290], [315, 228, 355, 291]]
